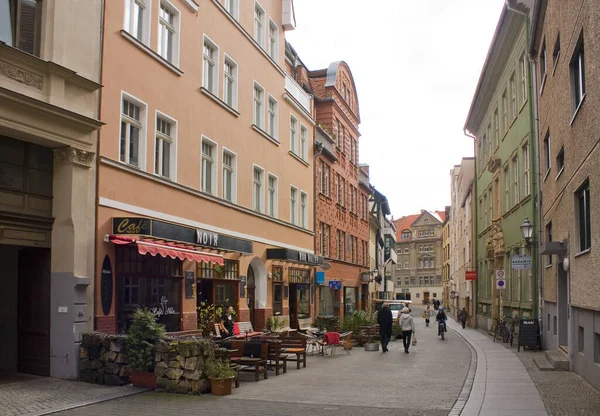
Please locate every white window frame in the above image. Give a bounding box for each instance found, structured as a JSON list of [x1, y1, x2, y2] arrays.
[[124, 0, 151, 44], [502, 89, 508, 133], [154, 110, 178, 180], [290, 115, 298, 154], [570, 39, 586, 112], [268, 95, 279, 140], [252, 165, 265, 213], [504, 166, 510, 212], [223, 54, 238, 109], [253, 81, 265, 129], [224, 0, 239, 20], [522, 143, 530, 196], [120, 91, 148, 170], [510, 73, 517, 120], [201, 136, 218, 196], [290, 186, 298, 225], [267, 173, 278, 218], [203, 35, 219, 95], [300, 191, 308, 228], [268, 19, 278, 61], [222, 147, 237, 203], [157, 0, 180, 66], [254, 1, 266, 48], [512, 156, 519, 203], [520, 53, 527, 104], [300, 123, 308, 161]]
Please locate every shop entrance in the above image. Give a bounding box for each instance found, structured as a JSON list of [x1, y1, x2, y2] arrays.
[[0, 245, 50, 377], [423, 291, 430, 303], [246, 266, 256, 330]]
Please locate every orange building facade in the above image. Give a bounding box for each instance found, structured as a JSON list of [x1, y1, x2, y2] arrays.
[[95, 0, 322, 334], [286, 45, 371, 319]]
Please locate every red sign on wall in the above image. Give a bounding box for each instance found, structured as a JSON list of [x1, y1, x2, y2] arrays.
[[465, 270, 477, 281]]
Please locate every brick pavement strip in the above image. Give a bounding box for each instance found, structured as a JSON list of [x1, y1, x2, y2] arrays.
[[0, 378, 147, 416], [52, 311, 472, 416]]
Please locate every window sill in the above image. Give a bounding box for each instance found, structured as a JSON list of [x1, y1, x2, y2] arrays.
[[570, 94, 586, 126], [200, 87, 240, 117], [252, 125, 280, 146], [574, 248, 591, 258], [552, 52, 560, 76], [318, 192, 332, 202], [289, 151, 309, 167], [336, 203, 347, 212], [543, 168, 552, 182], [545, 263, 553, 269], [555, 167, 565, 180], [182, 0, 199, 12], [121, 30, 183, 76]]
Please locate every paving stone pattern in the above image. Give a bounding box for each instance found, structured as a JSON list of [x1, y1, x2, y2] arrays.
[[0, 378, 145, 416], [53, 313, 472, 416]]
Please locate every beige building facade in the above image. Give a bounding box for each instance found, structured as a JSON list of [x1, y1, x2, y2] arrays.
[[95, 0, 320, 336], [449, 158, 476, 321], [0, 0, 103, 378], [530, 0, 600, 390], [393, 210, 445, 304]]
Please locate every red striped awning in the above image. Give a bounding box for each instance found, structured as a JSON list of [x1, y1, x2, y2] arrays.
[[107, 235, 224, 265]]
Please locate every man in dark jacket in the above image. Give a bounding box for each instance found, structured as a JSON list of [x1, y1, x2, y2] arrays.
[[377, 302, 393, 353]]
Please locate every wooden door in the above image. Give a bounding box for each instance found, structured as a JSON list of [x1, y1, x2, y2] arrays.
[[289, 284, 298, 329], [18, 248, 51, 376], [423, 292, 430, 303]]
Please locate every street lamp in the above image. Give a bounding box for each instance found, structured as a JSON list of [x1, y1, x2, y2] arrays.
[[520, 218, 534, 244]]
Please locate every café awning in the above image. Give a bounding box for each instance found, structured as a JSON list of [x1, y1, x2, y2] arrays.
[[106, 235, 224, 265]]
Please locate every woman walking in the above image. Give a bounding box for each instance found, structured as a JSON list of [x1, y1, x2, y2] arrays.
[[399, 307, 415, 353], [377, 302, 393, 353]]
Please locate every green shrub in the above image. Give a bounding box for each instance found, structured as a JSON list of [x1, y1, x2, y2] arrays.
[[126, 309, 165, 372], [266, 315, 287, 332]]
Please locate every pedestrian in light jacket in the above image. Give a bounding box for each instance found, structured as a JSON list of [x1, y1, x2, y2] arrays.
[[377, 302, 393, 353], [399, 307, 415, 353]]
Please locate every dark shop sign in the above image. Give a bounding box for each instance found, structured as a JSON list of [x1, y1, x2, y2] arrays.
[[111, 217, 253, 254], [266, 248, 324, 266]]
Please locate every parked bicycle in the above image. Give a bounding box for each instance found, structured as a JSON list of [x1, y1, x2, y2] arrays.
[[493, 316, 516, 346]]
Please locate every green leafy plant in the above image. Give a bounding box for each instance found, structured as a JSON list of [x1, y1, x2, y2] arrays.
[[392, 324, 402, 339], [203, 340, 235, 379], [197, 301, 225, 338], [126, 309, 166, 372], [266, 315, 287, 332]]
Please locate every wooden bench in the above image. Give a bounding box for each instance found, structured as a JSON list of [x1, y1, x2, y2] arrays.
[[279, 334, 307, 369], [236, 321, 263, 338], [357, 325, 380, 346], [251, 336, 287, 375], [228, 340, 269, 382]]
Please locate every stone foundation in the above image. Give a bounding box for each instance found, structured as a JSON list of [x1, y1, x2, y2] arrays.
[[79, 332, 130, 385]]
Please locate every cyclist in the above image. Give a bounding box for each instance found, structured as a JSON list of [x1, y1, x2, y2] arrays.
[[436, 307, 448, 336]]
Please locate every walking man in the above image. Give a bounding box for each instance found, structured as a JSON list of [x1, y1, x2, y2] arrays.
[[458, 307, 469, 329], [377, 302, 393, 352]]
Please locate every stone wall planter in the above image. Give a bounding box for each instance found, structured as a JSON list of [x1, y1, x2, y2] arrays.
[[130, 370, 157, 389], [209, 376, 234, 396]]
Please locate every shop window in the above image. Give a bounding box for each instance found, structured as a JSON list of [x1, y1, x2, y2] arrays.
[[344, 287, 357, 315], [297, 285, 310, 319], [289, 268, 310, 283], [116, 246, 182, 333], [319, 286, 335, 316], [197, 260, 239, 279]]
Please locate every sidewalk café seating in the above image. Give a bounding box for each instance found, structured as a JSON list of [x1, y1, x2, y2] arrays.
[[279, 334, 307, 369], [298, 332, 319, 356], [228, 340, 269, 382], [339, 331, 353, 355], [251, 336, 287, 375], [318, 332, 340, 356]]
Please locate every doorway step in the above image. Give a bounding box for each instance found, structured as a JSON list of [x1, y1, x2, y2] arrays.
[[539, 349, 569, 371]]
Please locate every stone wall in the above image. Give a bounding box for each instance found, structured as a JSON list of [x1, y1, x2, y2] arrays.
[[79, 333, 130, 385], [154, 338, 220, 394]]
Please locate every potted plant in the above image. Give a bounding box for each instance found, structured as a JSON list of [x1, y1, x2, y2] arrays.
[[126, 309, 165, 388], [392, 324, 402, 341], [205, 350, 236, 396], [266, 315, 287, 332]]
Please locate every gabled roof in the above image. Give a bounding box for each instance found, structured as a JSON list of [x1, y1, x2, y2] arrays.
[[392, 215, 420, 241], [436, 211, 446, 222]]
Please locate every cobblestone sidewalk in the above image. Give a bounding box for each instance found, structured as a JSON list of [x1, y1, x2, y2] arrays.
[[0, 377, 146, 416]]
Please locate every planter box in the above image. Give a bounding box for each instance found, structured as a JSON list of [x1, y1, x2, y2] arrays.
[[130, 370, 157, 389], [210, 376, 234, 396], [364, 342, 380, 351]]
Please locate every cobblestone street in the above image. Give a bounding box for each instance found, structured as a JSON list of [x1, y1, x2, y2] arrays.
[[52, 315, 471, 416]]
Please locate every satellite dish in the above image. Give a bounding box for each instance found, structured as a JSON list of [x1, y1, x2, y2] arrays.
[[319, 262, 332, 270]]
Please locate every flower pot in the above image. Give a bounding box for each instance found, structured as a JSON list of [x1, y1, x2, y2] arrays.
[[209, 376, 234, 396], [130, 370, 157, 389], [364, 342, 380, 351]]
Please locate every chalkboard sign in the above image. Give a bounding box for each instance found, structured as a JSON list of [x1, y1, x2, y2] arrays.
[[100, 255, 113, 316], [185, 271, 195, 299], [518, 319, 542, 351], [284, 285, 289, 299], [239, 276, 246, 298]]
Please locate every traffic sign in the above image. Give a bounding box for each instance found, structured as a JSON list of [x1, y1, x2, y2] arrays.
[[466, 270, 477, 280], [495, 269, 505, 280], [496, 279, 505, 289]]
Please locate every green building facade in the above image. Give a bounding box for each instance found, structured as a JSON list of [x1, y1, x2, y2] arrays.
[[464, 6, 539, 332]]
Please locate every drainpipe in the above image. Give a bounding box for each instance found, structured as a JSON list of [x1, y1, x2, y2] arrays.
[[313, 140, 324, 317], [463, 128, 477, 329]]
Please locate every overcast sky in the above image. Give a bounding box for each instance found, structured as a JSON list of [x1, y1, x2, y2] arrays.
[[286, 0, 506, 219]]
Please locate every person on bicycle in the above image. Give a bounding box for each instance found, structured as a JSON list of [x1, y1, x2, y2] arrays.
[[436, 307, 448, 336]]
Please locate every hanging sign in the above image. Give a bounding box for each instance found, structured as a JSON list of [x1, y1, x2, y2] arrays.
[[100, 255, 113, 316], [465, 270, 477, 281], [512, 255, 532, 270]]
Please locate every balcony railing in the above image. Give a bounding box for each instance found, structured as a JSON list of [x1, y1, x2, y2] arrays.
[[285, 74, 311, 114]]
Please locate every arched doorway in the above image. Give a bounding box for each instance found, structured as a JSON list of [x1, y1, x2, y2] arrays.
[[246, 265, 256, 329]]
